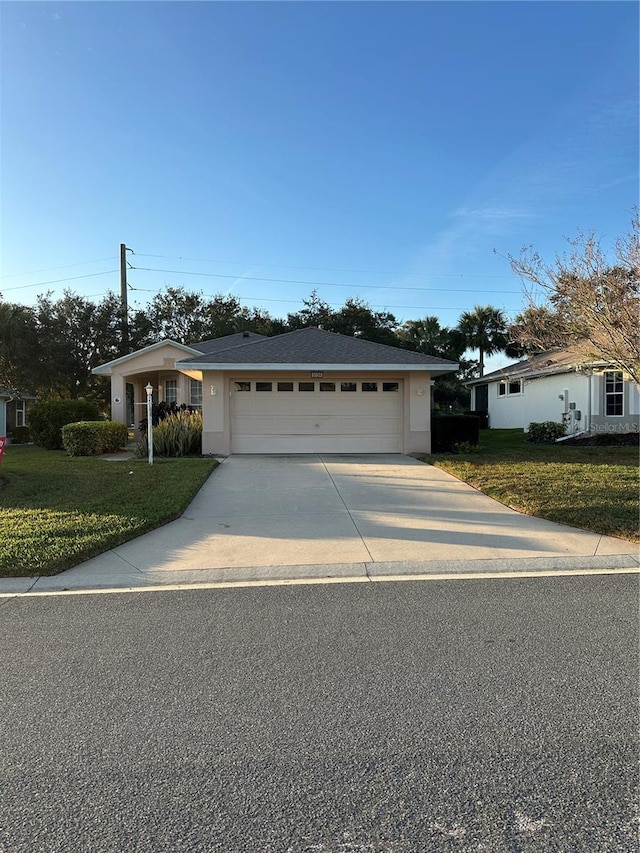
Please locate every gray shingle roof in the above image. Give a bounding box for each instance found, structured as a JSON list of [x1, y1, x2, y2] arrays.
[[466, 345, 612, 385], [191, 332, 267, 354], [178, 327, 458, 367]]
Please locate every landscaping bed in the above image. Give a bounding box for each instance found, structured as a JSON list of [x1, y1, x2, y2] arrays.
[[0, 446, 218, 577], [421, 429, 639, 543]]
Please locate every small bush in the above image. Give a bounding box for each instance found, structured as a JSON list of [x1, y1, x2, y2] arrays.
[[8, 426, 31, 444], [137, 410, 203, 458], [62, 421, 128, 457], [431, 415, 480, 453], [28, 399, 102, 450], [526, 421, 567, 444], [465, 410, 489, 429]]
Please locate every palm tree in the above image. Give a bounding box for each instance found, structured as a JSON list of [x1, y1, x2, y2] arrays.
[[456, 305, 508, 377]]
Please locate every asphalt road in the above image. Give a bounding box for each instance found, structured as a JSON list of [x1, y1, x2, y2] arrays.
[[0, 576, 638, 853]]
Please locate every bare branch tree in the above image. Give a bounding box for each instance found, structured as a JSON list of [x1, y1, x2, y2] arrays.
[[508, 215, 640, 383]]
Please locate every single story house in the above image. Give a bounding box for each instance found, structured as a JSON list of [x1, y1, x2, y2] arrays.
[[0, 389, 35, 438], [93, 327, 458, 454], [466, 346, 640, 434]]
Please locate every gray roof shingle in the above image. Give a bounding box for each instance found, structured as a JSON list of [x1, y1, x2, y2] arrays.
[[178, 327, 457, 367], [191, 332, 267, 354]]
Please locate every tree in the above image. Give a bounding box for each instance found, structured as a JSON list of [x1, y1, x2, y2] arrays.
[[0, 300, 38, 392], [331, 298, 398, 346], [145, 286, 209, 344], [396, 316, 466, 360], [508, 305, 568, 354], [32, 290, 123, 403], [508, 218, 640, 383], [286, 291, 335, 331], [456, 305, 509, 377]]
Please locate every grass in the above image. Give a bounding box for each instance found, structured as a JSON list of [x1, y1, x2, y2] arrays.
[[421, 429, 639, 543], [0, 446, 218, 578]]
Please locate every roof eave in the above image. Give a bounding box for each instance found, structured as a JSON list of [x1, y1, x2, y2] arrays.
[[92, 340, 202, 375], [175, 361, 458, 373]]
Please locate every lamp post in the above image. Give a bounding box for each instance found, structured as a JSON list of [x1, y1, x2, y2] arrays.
[[145, 383, 154, 465]]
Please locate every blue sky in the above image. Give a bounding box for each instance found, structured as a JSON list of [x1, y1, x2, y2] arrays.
[[1, 1, 637, 366]]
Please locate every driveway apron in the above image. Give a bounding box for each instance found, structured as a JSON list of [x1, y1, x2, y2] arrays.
[[33, 454, 638, 592]]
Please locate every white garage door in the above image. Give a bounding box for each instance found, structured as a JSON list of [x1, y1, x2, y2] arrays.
[[231, 379, 403, 453]]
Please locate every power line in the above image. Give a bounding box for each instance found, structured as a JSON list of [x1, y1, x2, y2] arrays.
[[126, 285, 520, 314], [0, 257, 118, 280], [133, 252, 516, 280], [0, 270, 119, 293], [129, 265, 520, 295]]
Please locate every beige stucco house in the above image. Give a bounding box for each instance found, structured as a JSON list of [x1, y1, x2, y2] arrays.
[[93, 328, 458, 455]]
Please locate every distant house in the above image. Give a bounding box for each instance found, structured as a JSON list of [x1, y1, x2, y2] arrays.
[[466, 346, 639, 435], [93, 327, 458, 454], [0, 389, 35, 438]]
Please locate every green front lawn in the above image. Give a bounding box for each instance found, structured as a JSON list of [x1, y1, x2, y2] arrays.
[[0, 446, 218, 578], [422, 429, 639, 543]]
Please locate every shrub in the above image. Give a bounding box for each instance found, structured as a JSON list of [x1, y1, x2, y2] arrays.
[[464, 410, 489, 429], [431, 415, 480, 453], [137, 410, 203, 458], [28, 399, 102, 450], [8, 426, 31, 444], [62, 421, 129, 456], [526, 421, 567, 444]]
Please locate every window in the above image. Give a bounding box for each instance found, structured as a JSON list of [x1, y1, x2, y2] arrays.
[[234, 381, 250, 392], [508, 380, 521, 395], [277, 382, 293, 392], [320, 382, 336, 392], [383, 382, 399, 392], [256, 382, 272, 392], [298, 382, 314, 391], [164, 379, 177, 404], [362, 382, 378, 392], [341, 382, 356, 392], [15, 400, 26, 427], [498, 383, 506, 397], [189, 379, 202, 408], [605, 371, 624, 416]]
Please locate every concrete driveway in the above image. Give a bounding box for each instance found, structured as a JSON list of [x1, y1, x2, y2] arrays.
[[9, 454, 637, 593]]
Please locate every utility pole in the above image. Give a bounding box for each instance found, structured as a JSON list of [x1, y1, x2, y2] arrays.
[[119, 243, 132, 354]]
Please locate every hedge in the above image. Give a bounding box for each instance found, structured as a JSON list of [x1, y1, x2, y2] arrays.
[[62, 421, 129, 457], [28, 399, 102, 450], [526, 421, 567, 444], [431, 414, 480, 453]]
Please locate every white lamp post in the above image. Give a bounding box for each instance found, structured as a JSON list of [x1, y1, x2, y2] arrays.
[[145, 383, 154, 465]]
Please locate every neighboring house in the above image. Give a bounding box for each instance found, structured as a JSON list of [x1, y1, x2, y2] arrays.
[[93, 328, 458, 454], [466, 346, 640, 434], [0, 389, 35, 438]]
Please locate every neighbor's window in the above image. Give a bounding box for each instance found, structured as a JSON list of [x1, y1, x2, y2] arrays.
[[189, 379, 202, 408], [508, 380, 521, 395], [605, 371, 624, 416], [320, 382, 336, 392], [277, 382, 294, 392], [362, 382, 378, 392], [234, 381, 250, 392], [383, 382, 399, 392], [498, 383, 506, 397], [298, 382, 314, 391], [256, 382, 272, 392], [165, 379, 177, 404], [341, 382, 357, 392], [15, 400, 26, 427]]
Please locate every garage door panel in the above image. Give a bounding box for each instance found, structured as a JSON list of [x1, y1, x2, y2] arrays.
[[231, 380, 403, 453]]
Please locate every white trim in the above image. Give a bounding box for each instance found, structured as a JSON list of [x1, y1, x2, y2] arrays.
[[92, 340, 202, 375], [176, 361, 457, 373]]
